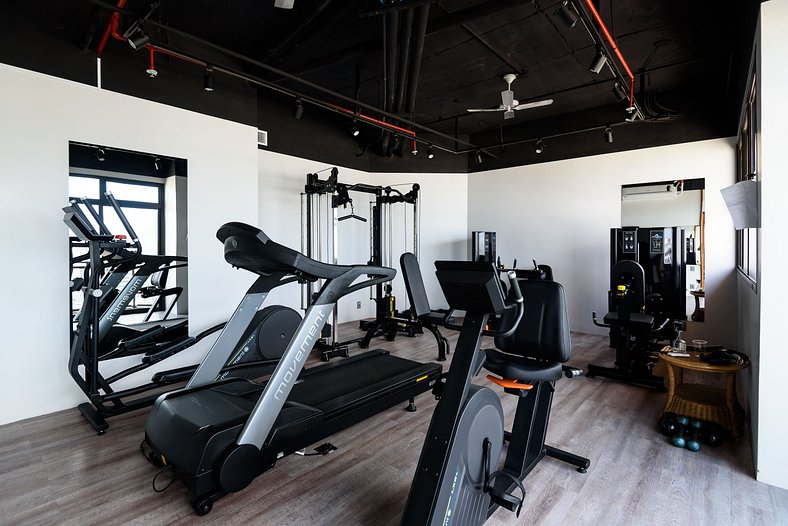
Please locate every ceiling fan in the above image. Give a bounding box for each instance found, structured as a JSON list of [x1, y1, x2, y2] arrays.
[[466, 74, 553, 120]]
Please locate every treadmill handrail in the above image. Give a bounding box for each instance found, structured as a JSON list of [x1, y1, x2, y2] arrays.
[[236, 262, 397, 448]]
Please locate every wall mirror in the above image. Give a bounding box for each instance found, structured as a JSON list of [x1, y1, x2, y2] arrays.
[[620, 178, 705, 322], [68, 142, 188, 322]]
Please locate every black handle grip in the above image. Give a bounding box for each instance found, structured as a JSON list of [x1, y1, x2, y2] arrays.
[[507, 271, 523, 303]]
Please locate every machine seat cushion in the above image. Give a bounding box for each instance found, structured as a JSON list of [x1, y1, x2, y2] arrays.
[[602, 311, 654, 330], [484, 349, 563, 383]]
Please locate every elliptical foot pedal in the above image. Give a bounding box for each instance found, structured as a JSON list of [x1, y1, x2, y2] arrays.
[[486, 471, 526, 517]]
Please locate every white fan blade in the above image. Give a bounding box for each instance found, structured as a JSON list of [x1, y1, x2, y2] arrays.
[[501, 89, 515, 108], [467, 108, 505, 113], [504, 110, 515, 120], [514, 98, 553, 110]]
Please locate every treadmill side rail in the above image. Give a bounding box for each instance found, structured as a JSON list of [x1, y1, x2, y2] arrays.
[[237, 303, 335, 448]]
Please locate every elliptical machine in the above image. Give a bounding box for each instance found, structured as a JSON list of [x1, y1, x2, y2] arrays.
[[401, 261, 590, 525]]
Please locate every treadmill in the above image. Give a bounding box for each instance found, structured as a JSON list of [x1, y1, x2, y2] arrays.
[[143, 222, 442, 515]]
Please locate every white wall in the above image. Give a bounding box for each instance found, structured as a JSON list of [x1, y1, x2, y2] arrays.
[[751, 0, 788, 489], [467, 138, 737, 345], [0, 64, 259, 425], [255, 151, 469, 325], [256, 150, 374, 326], [372, 172, 469, 312]]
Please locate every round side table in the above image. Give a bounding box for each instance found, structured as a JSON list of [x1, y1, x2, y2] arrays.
[[658, 347, 748, 438]]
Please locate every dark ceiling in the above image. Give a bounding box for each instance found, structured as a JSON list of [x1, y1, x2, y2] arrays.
[[0, 0, 760, 171]]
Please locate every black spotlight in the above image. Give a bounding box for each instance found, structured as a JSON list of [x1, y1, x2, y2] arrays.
[[475, 150, 483, 165], [535, 139, 544, 154], [96, 148, 106, 162], [555, 1, 579, 28], [203, 66, 214, 92], [392, 134, 402, 151], [294, 98, 304, 120], [589, 47, 607, 74], [427, 145, 434, 159], [350, 119, 359, 137], [128, 30, 150, 51], [154, 157, 162, 170], [604, 127, 613, 143], [612, 81, 628, 102]]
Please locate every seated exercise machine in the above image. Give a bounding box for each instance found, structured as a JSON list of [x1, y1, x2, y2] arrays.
[[359, 251, 451, 360], [65, 194, 293, 433], [587, 260, 671, 390], [401, 262, 589, 525], [142, 222, 442, 515]]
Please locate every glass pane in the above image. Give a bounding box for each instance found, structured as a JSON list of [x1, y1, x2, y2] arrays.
[[106, 181, 160, 203], [748, 229, 758, 280], [103, 207, 160, 254], [69, 176, 100, 199]]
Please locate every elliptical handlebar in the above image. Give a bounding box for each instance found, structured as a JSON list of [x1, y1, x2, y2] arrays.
[[105, 191, 143, 251], [483, 271, 523, 338]]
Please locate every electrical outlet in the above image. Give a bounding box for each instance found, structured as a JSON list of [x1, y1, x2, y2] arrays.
[[356, 301, 362, 309]]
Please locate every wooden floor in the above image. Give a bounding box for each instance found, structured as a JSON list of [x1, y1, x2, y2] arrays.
[[2, 327, 788, 526]]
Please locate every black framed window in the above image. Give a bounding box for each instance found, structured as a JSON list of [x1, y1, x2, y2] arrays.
[[736, 73, 758, 285], [68, 174, 165, 254]]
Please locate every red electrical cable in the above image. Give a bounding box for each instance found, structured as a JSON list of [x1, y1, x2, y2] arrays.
[[581, 0, 635, 107]]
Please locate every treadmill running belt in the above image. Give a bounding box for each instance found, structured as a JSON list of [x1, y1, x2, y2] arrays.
[[292, 352, 433, 410]]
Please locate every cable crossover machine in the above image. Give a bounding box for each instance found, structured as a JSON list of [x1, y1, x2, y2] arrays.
[[302, 167, 434, 361]]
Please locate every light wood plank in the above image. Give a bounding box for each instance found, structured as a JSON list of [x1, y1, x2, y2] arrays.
[[0, 326, 786, 526]]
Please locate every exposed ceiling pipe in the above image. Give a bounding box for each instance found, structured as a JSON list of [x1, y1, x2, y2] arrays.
[[264, 0, 337, 63], [394, 7, 415, 115], [425, 0, 528, 36], [575, 0, 641, 117], [95, 0, 127, 56], [359, 0, 437, 18], [385, 10, 399, 113], [404, 4, 430, 114], [280, 0, 528, 82], [381, 9, 400, 153], [78, 0, 491, 156]]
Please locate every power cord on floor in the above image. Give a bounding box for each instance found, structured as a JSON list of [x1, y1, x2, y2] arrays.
[[152, 465, 176, 493], [295, 442, 338, 456]]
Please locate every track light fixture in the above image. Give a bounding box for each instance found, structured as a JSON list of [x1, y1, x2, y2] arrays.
[[555, 1, 579, 29], [96, 148, 106, 162], [392, 134, 402, 151], [427, 145, 434, 159], [154, 157, 162, 170], [475, 150, 483, 165], [350, 119, 359, 137], [535, 139, 544, 154], [588, 47, 607, 74], [612, 81, 628, 102], [604, 127, 613, 143], [128, 28, 150, 51], [294, 98, 303, 120], [203, 66, 214, 92]]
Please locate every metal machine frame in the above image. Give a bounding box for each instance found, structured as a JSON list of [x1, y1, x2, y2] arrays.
[[301, 167, 421, 360]]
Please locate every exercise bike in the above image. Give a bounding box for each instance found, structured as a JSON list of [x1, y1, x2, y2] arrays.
[[401, 261, 589, 525]]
